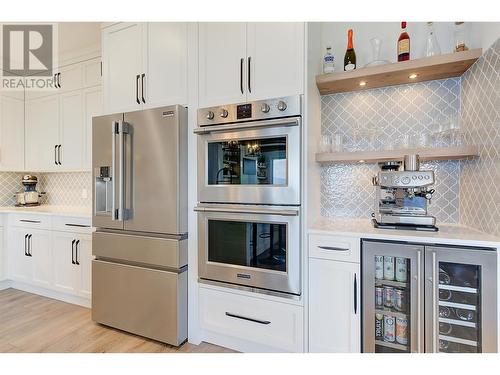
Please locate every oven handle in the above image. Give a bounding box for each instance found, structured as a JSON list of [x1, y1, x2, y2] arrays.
[[193, 117, 300, 134], [194, 206, 299, 217]]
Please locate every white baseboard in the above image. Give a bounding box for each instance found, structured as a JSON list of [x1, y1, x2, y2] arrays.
[[7, 280, 91, 308], [0, 279, 12, 290]]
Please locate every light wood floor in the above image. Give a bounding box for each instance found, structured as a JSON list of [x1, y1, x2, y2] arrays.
[[0, 288, 234, 353]]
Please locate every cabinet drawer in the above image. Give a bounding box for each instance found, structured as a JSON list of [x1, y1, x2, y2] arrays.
[[52, 216, 92, 233], [199, 286, 303, 352], [9, 214, 51, 229], [309, 234, 360, 263]]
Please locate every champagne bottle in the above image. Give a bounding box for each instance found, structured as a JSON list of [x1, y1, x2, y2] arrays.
[[397, 22, 410, 61], [344, 29, 356, 71]]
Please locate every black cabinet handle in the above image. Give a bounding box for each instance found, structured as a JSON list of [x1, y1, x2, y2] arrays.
[[57, 72, 61, 88], [141, 73, 146, 103], [27, 234, 32, 256], [225, 312, 270, 325], [247, 56, 252, 93], [24, 234, 28, 256], [354, 273, 358, 315], [57, 145, 62, 165], [318, 246, 349, 252], [135, 75, 140, 104], [65, 223, 90, 228], [240, 58, 244, 94], [54, 145, 58, 165], [71, 239, 76, 264], [75, 240, 80, 265], [20, 219, 41, 224]]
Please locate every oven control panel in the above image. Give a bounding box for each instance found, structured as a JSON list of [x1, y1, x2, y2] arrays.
[[197, 95, 302, 127]]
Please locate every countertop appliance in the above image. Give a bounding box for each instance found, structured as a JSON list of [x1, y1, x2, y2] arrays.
[[362, 240, 497, 353], [195, 96, 302, 296], [15, 175, 45, 206], [372, 154, 437, 231], [91, 105, 188, 346]]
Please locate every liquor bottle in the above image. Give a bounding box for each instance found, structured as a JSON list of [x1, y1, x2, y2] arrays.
[[397, 22, 410, 61], [344, 29, 356, 71], [323, 46, 335, 73]]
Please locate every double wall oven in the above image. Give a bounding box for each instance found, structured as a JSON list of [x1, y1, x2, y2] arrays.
[[195, 96, 302, 296]]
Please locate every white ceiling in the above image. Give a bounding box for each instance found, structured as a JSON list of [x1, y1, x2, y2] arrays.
[[58, 22, 101, 55]]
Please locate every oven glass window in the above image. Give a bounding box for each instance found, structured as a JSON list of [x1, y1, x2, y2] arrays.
[[207, 220, 287, 272], [207, 137, 286, 185]]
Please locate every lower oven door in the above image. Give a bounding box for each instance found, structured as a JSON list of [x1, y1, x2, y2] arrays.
[[196, 204, 300, 295]]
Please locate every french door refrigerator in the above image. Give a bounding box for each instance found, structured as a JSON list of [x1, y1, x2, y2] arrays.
[[91, 105, 188, 346], [363, 240, 497, 353]]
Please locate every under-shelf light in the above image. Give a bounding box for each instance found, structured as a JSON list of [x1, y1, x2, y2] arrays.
[[359, 81, 367, 86], [409, 73, 418, 79]]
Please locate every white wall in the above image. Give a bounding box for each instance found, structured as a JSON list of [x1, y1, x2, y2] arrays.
[[320, 22, 500, 69]]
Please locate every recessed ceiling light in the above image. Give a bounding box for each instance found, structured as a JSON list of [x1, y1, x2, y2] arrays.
[[409, 73, 418, 79], [359, 81, 367, 86]]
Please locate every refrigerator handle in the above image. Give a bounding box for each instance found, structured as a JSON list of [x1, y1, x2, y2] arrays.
[[416, 249, 423, 353], [117, 121, 130, 221], [111, 121, 119, 220]]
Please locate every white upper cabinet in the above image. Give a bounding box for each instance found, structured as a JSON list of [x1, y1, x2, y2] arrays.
[[246, 23, 304, 101], [0, 94, 25, 171], [143, 23, 188, 108], [59, 90, 84, 170], [102, 22, 188, 113], [25, 94, 60, 171], [102, 22, 144, 114], [198, 23, 247, 107], [198, 22, 304, 107], [83, 87, 102, 170]]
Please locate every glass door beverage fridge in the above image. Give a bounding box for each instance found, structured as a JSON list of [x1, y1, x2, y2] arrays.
[[362, 240, 498, 353]]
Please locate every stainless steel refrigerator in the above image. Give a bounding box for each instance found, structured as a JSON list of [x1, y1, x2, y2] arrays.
[[363, 240, 497, 353], [91, 105, 188, 346]]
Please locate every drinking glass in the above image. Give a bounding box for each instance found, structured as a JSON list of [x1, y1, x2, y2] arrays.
[[319, 134, 332, 153], [331, 133, 344, 152]]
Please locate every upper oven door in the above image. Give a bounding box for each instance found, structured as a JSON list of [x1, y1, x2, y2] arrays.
[[195, 117, 301, 205], [196, 204, 301, 295]]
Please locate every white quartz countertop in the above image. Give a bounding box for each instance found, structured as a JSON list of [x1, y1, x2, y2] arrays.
[[309, 218, 500, 248], [0, 205, 91, 218]]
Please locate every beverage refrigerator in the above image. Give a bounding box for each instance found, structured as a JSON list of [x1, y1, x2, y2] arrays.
[[362, 240, 498, 353]]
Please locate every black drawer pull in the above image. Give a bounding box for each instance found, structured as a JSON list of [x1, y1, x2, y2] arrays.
[[65, 223, 90, 228], [318, 246, 349, 251], [20, 219, 41, 224], [225, 312, 271, 325]]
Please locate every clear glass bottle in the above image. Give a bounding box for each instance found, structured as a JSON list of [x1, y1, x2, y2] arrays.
[[454, 22, 469, 52], [323, 46, 335, 73], [425, 22, 441, 57]]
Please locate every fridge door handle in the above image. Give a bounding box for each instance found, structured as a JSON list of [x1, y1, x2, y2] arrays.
[[117, 121, 130, 221], [111, 121, 119, 220], [353, 272, 358, 315]]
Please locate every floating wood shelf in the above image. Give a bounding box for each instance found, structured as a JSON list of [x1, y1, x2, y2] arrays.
[[315, 146, 479, 164], [316, 49, 482, 95]]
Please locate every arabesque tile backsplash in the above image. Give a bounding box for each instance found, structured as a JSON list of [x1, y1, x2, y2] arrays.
[[0, 172, 91, 207], [320, 38, 500, 236]]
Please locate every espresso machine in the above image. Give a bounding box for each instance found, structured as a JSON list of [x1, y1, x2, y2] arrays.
[[372, 154, 438, 231]]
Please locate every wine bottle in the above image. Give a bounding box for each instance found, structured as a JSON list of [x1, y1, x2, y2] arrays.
[[397, 22, 410, 61], [344, 29, 356, 71]]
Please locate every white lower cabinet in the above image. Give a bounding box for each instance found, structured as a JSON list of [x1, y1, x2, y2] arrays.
[[9, 227, 51, 287], [199, 286, 304, 352], [6, 214, 92, 305], [308, 258, 361, 353], [52, 232, 92, 298]]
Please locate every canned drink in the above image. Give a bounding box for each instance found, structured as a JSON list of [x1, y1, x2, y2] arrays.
[[383, 315, 396, 342], [375, 286, 384, 308], [395, 257, 408, 282], [384, 256, 395, 280], [394, 288, 406, 312], [383, 286, 394, 308], [375, 314, 384, 340], [396, 316, 408, 345], [375, 255, 384, 280]]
